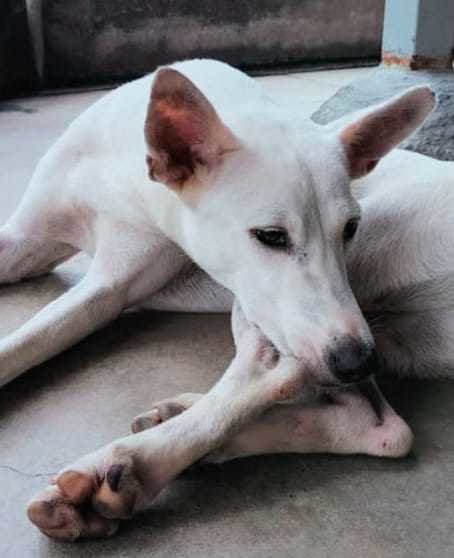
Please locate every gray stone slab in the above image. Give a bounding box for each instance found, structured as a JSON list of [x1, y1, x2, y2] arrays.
[[312, 67, 454, 161]]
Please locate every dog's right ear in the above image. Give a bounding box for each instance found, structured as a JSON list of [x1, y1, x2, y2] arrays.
[[337, 86, 435, 179], [145, 68, 238, 191]]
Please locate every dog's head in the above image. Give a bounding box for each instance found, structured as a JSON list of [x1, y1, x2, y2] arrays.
[[144, 67, 435, 386]]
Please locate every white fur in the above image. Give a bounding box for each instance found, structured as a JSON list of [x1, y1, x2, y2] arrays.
[[0, 59, 449, 539]]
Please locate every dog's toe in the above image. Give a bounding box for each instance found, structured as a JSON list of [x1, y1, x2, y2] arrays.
[[131, 408, 163, 433], [131, 398, 192, 433], [27, 485, 119, 541]]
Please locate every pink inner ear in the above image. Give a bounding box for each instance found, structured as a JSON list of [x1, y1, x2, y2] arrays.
[[145, 95, 212, 188], [145, 67, 238, 190], [340, 116, 394, 178], [365, 159, 378, 174], [155, 100, 205, 146], [340, 86, 435, 180]]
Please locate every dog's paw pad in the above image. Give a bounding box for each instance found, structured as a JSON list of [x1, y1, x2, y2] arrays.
[[57, 470, 93, 504], [91, 459, 141, 520], [27, 485, 119, 541]]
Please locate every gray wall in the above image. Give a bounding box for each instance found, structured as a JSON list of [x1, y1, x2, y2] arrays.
[[42, 0, 384, 87], [0, 0, 36, 98], [2, 0, 385, 98]]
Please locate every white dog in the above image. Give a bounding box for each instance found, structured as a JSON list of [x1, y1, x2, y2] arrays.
[[1, 59, 450, 540]]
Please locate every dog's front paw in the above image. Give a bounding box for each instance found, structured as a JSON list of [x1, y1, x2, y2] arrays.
[[28, 445, 147, 540], [27, 484, 119, 541], [131, 392, 202, 433], [368, 417, 414, 458]]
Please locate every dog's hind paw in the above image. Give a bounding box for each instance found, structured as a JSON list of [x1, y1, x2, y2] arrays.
[[131, 392, 202, 433]]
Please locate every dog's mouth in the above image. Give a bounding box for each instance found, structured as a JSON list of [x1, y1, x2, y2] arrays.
[[258, 329, 374, 391], [318, 376, 374, 391]]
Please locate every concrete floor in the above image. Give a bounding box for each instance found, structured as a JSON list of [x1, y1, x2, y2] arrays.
[[1, 67, 454, 558]]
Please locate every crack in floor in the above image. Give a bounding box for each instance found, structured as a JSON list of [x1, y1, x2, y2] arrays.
[[0, 464, 58, 478]]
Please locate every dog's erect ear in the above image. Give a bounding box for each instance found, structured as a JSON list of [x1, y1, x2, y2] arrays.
[[145, 68, 238, 191], [338, 86, 435, 179]]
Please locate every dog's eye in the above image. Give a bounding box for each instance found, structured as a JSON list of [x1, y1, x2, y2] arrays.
[[343, 218, 360, 242], [252, 228, 289, 250]]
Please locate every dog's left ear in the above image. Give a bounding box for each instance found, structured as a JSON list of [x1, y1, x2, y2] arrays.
[[338, 86, 435, 179], [145, 68, 238, 191]]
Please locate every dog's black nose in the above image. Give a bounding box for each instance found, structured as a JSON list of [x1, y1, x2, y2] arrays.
[[326, 337, 380, 384]]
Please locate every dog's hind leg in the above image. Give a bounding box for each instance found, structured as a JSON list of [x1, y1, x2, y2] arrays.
[[0, 160, 83, 285], [0, 229, 186, 388], [0, 260, 125, 387], [0, 222, 77, 285]]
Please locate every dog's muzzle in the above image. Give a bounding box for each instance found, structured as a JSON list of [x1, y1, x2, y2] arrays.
[[325, 336, 380, 384]]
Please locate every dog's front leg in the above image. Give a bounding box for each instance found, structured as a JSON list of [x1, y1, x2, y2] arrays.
[[27, 304, 306, 540], [203, 378, 414, 463], [133, 379, 414, 463]]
